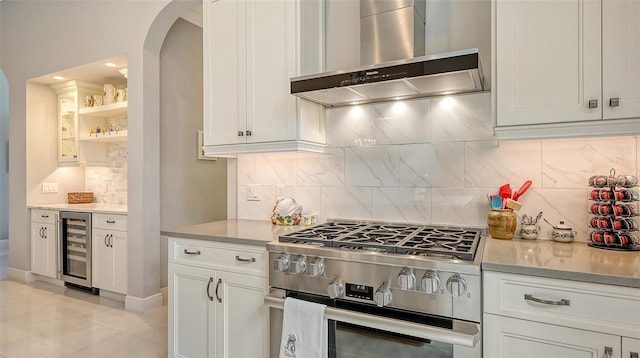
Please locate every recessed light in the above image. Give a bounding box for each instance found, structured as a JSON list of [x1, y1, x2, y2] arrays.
[[52, 76, 65, 80], [104, 62, 117, 68]]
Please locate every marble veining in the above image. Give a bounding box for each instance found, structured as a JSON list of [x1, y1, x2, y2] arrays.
[[235, 92, 640, 240]]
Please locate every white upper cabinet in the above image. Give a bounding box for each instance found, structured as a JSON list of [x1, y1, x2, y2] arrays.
[[203, 0, 325, 156], [602, 0, 640, 120], [495, 0, 640, 139]]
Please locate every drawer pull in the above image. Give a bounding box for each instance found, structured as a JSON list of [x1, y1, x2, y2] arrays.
[[235, 255, 256, 263], [41, 215, 49, 218], [184, 249, 201, 255], [106, 220, 116, 224], [524, 294, 570, 306], [630, 352, 638, 358]]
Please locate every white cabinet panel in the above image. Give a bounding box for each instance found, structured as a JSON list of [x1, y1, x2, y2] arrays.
[[168, 263, 216, 358], [30, 222, 57, 278], [484, 314, 620, 358], [92, 226, 127, 294], [602, 0, 640, 119], [623, 337, 640, 358], [496, 0, 601, 126]]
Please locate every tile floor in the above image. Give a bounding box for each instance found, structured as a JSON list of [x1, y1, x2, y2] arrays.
[[0, 280, 167, 357]]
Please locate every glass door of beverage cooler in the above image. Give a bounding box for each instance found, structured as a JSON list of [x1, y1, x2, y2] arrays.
[[59, 211, 94, 291]]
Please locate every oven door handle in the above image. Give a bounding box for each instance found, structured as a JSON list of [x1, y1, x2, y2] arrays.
[[264, 293, 480, 348]]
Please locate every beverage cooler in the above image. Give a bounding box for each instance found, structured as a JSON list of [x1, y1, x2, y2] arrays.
[[59, 211, 97, 293]]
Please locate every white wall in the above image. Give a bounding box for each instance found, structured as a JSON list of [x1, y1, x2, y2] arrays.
[[234, 93, 640, 242], [159, 18, 227, 287], [1, 0, 197, 303]]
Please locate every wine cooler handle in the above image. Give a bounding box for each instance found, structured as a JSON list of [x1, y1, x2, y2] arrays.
[[215, 278, 222, 303], [206, 277, 214, 301]]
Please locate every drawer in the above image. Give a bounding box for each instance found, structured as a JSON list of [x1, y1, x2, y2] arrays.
[[483, 271, 640, 338], [93, 213, 127, 231], [31, 209, 58, 224], [169, 238, 267, 277]]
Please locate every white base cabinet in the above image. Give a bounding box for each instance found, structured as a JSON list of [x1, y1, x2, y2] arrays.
[[483, 271, 640, 358], [30, 209, 59, 278], [91, 213, 127, 294], [168, 238, 267, 358]]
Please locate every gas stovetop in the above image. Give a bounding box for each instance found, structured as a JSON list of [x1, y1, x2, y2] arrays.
[[278, 221, 483, 261]]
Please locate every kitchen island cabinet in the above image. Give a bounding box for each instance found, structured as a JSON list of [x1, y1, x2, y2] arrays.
[[168, 237, 268, 358], [494, 0, 640, 140], [202, 0, 325, 156], [30, 209, 59, 279]]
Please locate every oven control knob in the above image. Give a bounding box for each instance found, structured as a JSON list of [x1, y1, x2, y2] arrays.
[[446, 275, 467, 298], [327, 280, 344, 298], [374, 286, 392, 307], [291, 256, 307, 274], [397, 269, 416, 290], [308, 258, 325, 277], [274, 254, 290, 272], [421, 271, 440, 294]]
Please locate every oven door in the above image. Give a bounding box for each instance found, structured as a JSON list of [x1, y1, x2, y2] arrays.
[[266, 290, 481, 358]]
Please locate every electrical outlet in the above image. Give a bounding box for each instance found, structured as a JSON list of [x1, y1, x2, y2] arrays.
[[41, 182, 58, 193], [276, 185, 287, 198], [247, 184, 260, 201]]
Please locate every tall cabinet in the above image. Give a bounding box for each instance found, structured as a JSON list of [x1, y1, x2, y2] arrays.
[[494, 0, 640, 139], [202, 0, 326, 156]]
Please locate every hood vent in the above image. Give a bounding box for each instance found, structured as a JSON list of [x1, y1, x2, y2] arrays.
[[291, 0, 484, 107]]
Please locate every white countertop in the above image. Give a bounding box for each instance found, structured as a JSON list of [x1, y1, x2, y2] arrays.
[[161, 219, 303, 246], [29, 203, 127, 215], [482, 238, 640, 288]]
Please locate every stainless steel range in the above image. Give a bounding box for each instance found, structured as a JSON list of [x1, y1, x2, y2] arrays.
[[265, 220, 485, 358]]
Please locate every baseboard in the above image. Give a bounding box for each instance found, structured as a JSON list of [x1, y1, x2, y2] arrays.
[[125, 292, 163, 313], [32, 274, 65, 287], [100, 289, 126, 302], [160, 286, 168, 306], [7, 267, 36, 283]]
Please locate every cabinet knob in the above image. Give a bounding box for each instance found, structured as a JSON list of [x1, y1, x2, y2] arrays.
[[604, 346, 613, 358], [245, 130, 252, 136], [588, 99, 598, 109], [609, 97, 620, 107], [237, 131, 244, 137]]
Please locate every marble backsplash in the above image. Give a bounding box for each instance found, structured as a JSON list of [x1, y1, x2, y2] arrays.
[[85, 142, 127, 205], [235, 92, 640, 241]]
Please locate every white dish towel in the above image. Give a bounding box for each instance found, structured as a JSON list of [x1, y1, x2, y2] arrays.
[[279, 297, 327, 358]]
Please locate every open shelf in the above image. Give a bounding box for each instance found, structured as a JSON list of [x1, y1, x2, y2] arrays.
[[79, 130, 128, 143], [79, 101, 127, 117]]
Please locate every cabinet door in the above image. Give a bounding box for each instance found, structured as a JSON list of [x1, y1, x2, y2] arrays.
[[623, 337, 640, 358], [168, 263, 216, 358], [215, 270, 268, 358], [92, 229, 127, 294], [30, 223, 57, 278], [496, 0, 602, 126], [92, 229, 113, 291], [58, 93, 79, 163], [484, 314, 620, 358], [204, 0, 246, 147], [245, 0, 297, 143], [602, 0, 640, 120]]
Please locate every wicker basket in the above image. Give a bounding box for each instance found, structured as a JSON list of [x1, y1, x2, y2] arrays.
[[67, 192, 94, 204]]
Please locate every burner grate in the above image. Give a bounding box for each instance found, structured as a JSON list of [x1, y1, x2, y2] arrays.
[[396, 228, 481, 261], [278, 221, 483, 261]]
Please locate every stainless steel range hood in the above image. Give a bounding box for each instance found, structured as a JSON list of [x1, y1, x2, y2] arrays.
[[291, 0, 484, 107]]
